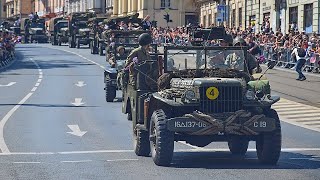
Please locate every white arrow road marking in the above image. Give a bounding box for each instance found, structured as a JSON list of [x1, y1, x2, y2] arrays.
[[67, 125, 87, 137], [75, 81, 86, 87], [0, 82, 16, 87], [71, 98, 84, 106]]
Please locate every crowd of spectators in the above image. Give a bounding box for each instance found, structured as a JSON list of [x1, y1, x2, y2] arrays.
[[0, 29, 19, 65]]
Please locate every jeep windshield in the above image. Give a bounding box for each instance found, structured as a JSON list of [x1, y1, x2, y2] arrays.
[[165, 46, 247, 72], [31, 22, 44, 28], [57, 22, 68, 28]]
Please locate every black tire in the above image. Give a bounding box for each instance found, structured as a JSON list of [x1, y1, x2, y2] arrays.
[[256, 109, 282, 165], [150, 109, 174, 166], [99, 43, 104, 56], [105, 83, 116, 102], [76, 38, 80, 49], [133, 127, 150, 157], [228, 136, 249, 156], [90, 41, 94, 54], [58, 37, 62, 46], [127, 112, 132, 121]]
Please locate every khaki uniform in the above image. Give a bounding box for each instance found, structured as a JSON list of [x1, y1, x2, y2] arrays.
[[124, 46, 151, 85]]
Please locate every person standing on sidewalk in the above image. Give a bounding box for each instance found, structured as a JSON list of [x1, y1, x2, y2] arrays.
[[291, 43, 307, 81]]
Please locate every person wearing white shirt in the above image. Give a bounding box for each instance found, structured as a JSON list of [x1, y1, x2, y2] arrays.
[[291, 44, 307, 81]]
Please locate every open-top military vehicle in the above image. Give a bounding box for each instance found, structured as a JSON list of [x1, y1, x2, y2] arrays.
[[122, 28, 282, 166], [20, 18, 47, 43], [103, 30, 158, 102], [49, 17, 69, 46], [88, 17, 108, 55], [68, 12, 95, 48]]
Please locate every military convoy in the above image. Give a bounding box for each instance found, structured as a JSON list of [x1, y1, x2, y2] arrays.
[[120, 28, 282, 166], [67, 12, 96, 48], [48, 17, 69, 46], [88, 17, 108, 55], [42, 13, 282, 167], [20, 18, 47, 43]]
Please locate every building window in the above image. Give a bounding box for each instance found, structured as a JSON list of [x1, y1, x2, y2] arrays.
[[203, 15, 206, 27], [304, 3, 313, 33], [161, 0, 170, 8], [232, 9, 236, 27], [289, 6, 298, 25], [208, 14, 212, 27], [3, 5, 6, 12], [238, 8, 242, 27]]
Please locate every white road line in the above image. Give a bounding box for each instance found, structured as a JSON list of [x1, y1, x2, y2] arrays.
[[279, 118, 320, 133], [284, 113, 320, 119], [272, 104, 303, 109], [106, 159, 138, 162], [1, 147, 320, 156], [0, 58, 43, 153], [39, 71, 43, 75], [178, 141, 204, 150], [61, 160, 92, 163], [276, 107, 312, 112], [13, 162, 41, 164], [39, 75, 43, 79], [37, 79, 42, 83], [0, 92, 33, 153], [31, 87, 37, 92], [41, 46, 106, 71], [278, 110, 320, 115]]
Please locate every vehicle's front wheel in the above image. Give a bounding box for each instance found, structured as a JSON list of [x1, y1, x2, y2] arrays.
[[133, 126, 150, 157], [256, 109, 282, 165], [150, 109, 174, 166], [228, 136, 249, 156], [105, 82, 116, 102]]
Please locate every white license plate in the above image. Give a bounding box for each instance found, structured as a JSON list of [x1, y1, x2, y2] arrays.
[[175, 121, 207, 128]]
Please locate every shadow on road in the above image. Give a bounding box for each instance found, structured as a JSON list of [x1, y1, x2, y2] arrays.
[[170, 151, 320, 169], [0, 103, 98, 108]]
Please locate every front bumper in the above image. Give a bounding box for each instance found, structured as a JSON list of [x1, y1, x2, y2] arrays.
[[166, 110, 276, 136]]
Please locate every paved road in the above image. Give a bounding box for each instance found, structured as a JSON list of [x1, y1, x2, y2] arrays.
[[0, 44, 319, 179]]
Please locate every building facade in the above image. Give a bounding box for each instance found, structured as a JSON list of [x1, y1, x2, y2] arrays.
[[113, 0, 198, 27], [5, 0, 34, 18], [34, 0, 64, 18], [66, 0, 106, 14], [198, 0, 320, 34]]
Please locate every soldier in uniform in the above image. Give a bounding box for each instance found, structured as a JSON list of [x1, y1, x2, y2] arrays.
[[124, 33, 152, 85], [108, 46, 126, 68], [225, 36, 257, 74]]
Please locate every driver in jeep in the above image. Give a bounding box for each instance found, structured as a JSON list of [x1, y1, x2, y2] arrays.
[[124, 33, 153, 85], [225, 36, 257, 74]]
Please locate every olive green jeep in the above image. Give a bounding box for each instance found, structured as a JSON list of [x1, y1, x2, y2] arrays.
[[123, 44, 282, 166]]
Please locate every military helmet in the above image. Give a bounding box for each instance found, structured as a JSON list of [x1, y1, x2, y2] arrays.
[[233, 36, 247, 46], [117, 46, 125, 52], [138, 33, 152, 46]]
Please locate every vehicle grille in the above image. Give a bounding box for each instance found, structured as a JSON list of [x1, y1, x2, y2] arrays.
[[199, 85, 243, 113]]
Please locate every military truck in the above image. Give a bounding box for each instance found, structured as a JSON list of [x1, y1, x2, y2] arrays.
[[88, 17, 108, 55], [103, 30, 158, 102], [122, 28, 282, 166], [20, 18, 47, 43], [68, 12, 95, 48], [49, 17, 69, 46]]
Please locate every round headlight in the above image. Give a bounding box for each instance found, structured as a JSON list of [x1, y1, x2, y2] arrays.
[[185, 90, 196, 100], [245, 90, 255, 101], [255, 90, 264, 99]]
